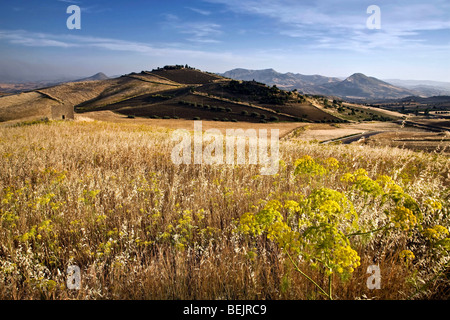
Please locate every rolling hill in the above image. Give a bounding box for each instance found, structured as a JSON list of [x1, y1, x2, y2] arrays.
[[221, 68, 418, 100], [319, 73, 416, 100], [221, 68, 341, 92], [0, 66, 400, 124], [0, 72, 111, 95], [76, 72, 110, 82], [0, 67, 334, 123], [384, 79, 450, 96]]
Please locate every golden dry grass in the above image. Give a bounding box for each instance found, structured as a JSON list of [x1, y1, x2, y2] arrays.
[[0, 76, 181, 123], [0, 119, 449, 300]]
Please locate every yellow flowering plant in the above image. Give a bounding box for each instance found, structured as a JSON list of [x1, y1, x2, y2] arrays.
[[294, 155, 327, 177], [236, 156, 448, 299], [422, 225, 450, 251], [237, 187, 362, 299]]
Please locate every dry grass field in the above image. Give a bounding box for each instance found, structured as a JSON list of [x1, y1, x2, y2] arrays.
[[363, 131, 450, 153], [0, 118, 449, 300]]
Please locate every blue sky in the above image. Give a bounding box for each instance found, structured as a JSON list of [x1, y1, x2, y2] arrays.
[[0, 0, 449, 82]]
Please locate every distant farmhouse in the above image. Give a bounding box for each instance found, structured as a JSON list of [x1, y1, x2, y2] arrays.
[[51, 104, 74, 120], [34, 90, 74, 120]]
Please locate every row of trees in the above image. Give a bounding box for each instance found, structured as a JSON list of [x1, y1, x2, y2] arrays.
[[178, 100, 232, 113], [152, 64, 195, 71]]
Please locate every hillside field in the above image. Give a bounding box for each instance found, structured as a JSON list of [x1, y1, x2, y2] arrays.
[[1, 67, 402, 125], [0, 118, 449, 300]]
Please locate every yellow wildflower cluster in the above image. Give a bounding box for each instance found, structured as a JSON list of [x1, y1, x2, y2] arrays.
[[1, 188, 15, 205], [389, 206, 417, 231], [1, 211, 19, 228], [399, 249, 415, 263], [294, 155, 327, 176], [158, 209, 217, 250], [1, 186, 28, 205], [341, 169, 383, 196], [333, 242, 361, 274], [107, 228, 124, 238], [79, 189, 100, 205], [303, 188, 358, 232], [301, 223, 360, 277], [342, 171, 422, 230], [376, 175, 404, 200], [324, 157, 340, 171], [423, 225, 449, 242], [238, 200, 300, 253], [239, 189, 361, 277], [19, 219, 59, 262], [135, 238, 153, 247], [96, 238, 117, 257], [424, 198, 443, 212]]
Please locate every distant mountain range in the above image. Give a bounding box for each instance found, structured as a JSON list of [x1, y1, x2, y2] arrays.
[[3, 68, 450, 101], [0, 72, 110, 94], [220, 68, 340, 92], [76, 72, 110, 82], [220, 68, 450, 100], [383, 79, 450, 97]]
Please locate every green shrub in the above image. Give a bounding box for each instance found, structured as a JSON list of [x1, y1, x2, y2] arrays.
[[13, 117, 50, 127]]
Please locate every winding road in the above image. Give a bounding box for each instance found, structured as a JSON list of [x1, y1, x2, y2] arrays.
[[321, 131, 383, 144]]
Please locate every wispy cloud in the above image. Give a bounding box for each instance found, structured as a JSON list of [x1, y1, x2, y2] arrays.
[[0, 30, 75, 48], [181, 22, 222, 43], [161, 14, 222, 44], [57, 0, 110, 14], [57, 0, 81, 4], [0, 29, 232, 59], [204, 0, 450, 51], [81, 5, 112, 14], [186, 7, 211, 16]]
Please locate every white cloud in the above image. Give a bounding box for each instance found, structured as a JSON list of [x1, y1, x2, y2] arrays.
[[0, 29, 231, 59], [57, 0, 80, 4], [204, 0, 450, 51], [180, 22, 222, 41], [0, 30, 75, 48], [161, 14, 222, 44], [186, 7, 211, 16]]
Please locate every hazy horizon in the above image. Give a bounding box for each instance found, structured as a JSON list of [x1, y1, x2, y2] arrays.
[[1, 0, 449, 83]]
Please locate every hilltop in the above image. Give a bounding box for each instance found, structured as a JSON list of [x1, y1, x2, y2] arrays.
[[76, 72, 110, 82], [319, 73, 415, 100], [75, 67, 335, 123]]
